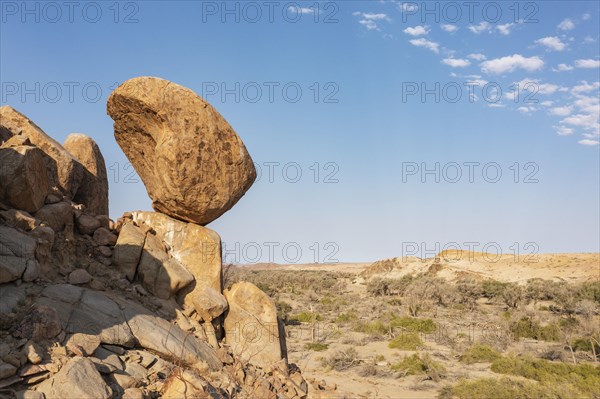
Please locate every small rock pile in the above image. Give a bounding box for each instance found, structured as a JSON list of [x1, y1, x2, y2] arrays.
[[0, 77, 314, 398]]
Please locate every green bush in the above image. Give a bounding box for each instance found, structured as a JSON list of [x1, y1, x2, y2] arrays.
[[491, 355, 600, 396], [390, 316, 437, 334], [353, 320, 389, 336], [335, 311, 358, 324], [577, 281, 600, 304], [510, 317, 561, 342], [442, 377, 584, 399], [305, 342, 329, 352], [390, 353, 445, 381], [275, 300, 292, 321], [388, 333, 423, 350], [459, 344, 501, 364]]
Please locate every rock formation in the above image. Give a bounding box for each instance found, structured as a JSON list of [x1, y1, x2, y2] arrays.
[[0, 78, 310, 398], [107, 76, 257, 225], [63, 133, 109, 216]]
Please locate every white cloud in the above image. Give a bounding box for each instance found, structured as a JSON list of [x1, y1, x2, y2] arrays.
[[287, 5, 317, 14], [409, 38, 440, 53], [468, 53, 486, 61], [582, 13, 591, 21], [403, 25, 430, 36], [583, 36, 596, 44], [518, 106, 537, 114], [497, 23, 515, 35], [398, 2, 418, 12], [442, 58, 471, 68], [541, 101, 554, 107], [571, 81, 600, 94], [480, 54, 544, 74], [578, 139, 599, 146], [468, 21, 491, 34], [558, 18, 575, 30], [549, 106, 572, 116], [515, 78, 561, 95], [562, 113, 600, 130], [575, 59, 600, 69], [555, 125, 574, 135], [553, 63, 574, 72], [488, 103, 506, 108], [535, 36, 567, 51], [353, 12, 390, 31], [441, 24, 458, 33]]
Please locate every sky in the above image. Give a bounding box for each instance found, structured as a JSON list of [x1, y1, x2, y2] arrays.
[[1, 1, 599, 263]]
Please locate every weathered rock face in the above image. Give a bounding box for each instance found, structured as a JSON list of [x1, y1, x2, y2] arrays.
[[64, 133, 109, 215], [0, 106, 84, 198], [113, 221, 146, 281], [224, 282, 287, 370], [0, 146, 49, 213], [0, 226, 39, 283], [107, 77, 256, 225], [34, 201, 73, 233], [137, 231, 194, 299], [131, 211, 222, 291], [36, 357, 112, 399], [130, 211, 223, 311], [39, 284, 221, 371]]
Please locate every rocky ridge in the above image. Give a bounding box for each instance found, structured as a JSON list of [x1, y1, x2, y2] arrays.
[[0, 77, 328, 398]]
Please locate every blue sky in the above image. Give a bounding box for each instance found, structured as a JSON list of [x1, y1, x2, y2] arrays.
[[1, 1, 599, 263]]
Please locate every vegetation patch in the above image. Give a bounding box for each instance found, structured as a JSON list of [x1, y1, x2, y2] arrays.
[[388, 333, 423, 350], [459, 344, 501, 364], [390, 353, 446, 381]]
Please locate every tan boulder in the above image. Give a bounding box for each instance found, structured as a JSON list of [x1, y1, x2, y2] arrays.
[[0, 106, 84, 198], [224, 282, 287, 369], [131, 211, 222, 290], [0, 146, 49, 213], [36, 357, 112, 399], [113, 221, 146, 281], [137, 232, 194, 299], [63, 133, 109, 215], [191, 285, 228, 322], [107, 77, 256, 225]]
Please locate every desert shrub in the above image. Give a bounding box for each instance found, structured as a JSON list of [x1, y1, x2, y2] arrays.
[[353, 319, 389, 336], [390, 353, 446, 381], [289, 311, 323, 323], [576, 281, 600, 304], [275, 300, 292, 322], [480, 279, 508, 299], [571, 336, 600, 354], [388, 333, 423, 350], [335, 311, 358, 324], [442, 377, 583, 399], [501, 283, 525, 309], [321, 347, 360, 371], [575, 299, 599, 318], [367, 277, 392, 296], [228, 270, 350, 296], [491, 355, 600, 396], [459, 344, 501, 364], [305, 342, 329, 352], [455, 278, 483, 308], [390, 316, 436, 334], [510, 317, 561, 342], [358, 363, 379, 377]]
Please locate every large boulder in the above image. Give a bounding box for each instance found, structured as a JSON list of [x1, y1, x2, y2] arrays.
[[63, 133, 109, 215], [107, 77, 256, 225], [130, 212, 223, 309], [224, 282, 287, 370], [36, 357, 112, 399], [0, 106, 84, 198], [0, 146, 49, 213]]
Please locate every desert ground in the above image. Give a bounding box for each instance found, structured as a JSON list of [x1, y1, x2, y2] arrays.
[[229, 252, 600, 398]]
